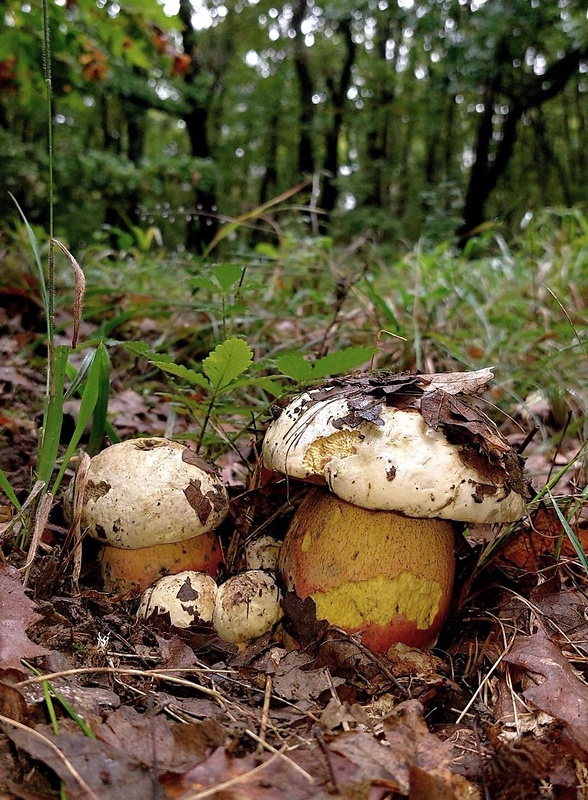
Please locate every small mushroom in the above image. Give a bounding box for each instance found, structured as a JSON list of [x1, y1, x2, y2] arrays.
[[263, 369, 529, 651], [212, 570, 283, 645], [244, 535, 282, 572], [138, 571, 217, 629], [69, 437, 228, 591]]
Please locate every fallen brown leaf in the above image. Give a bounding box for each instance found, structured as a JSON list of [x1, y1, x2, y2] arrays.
[[0, 566, 49, 673], [5, 725, 156, 800], [504, 629, 588, 753]]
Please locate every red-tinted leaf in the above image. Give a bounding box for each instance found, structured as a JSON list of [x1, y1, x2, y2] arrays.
[[0, 566, 49, 673]]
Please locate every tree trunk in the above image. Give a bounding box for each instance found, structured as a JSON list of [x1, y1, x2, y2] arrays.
[[459, 47, 588, 242], [321, 16, 356, 223], [259, 113, 279, 205], [178, 0, 218, 254], [291, 0, 316, 177]]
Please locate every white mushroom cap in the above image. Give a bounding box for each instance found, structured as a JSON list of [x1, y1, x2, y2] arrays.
[[79, 438, 229, 549], [138, 571, 218, 628], [263, 391, 527, 524], [212, 570, 283, 644], [244, 535, 282, 572]]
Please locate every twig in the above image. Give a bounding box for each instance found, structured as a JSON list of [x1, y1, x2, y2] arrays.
[[455, 636, 515, 724], [21, 491, 52, 586], [257, 673, 273, 754], [180, 750, 284, 800], [245, 729, 314, 783], [17, 667, 224, 702], [313, 727, 338, 788]]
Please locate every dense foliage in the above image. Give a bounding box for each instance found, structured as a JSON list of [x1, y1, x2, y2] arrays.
[[1, 0, 587, 251]]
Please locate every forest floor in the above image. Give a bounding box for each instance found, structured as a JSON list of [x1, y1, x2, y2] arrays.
[[1, 273, 587, 800]]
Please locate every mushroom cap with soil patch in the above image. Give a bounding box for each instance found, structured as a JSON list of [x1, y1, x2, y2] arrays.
[[138, 570, 218, 629], [69, 437, 228, 591], [263, 369, 528, 524]]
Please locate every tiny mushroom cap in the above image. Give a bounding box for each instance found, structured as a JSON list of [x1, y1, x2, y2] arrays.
[[213, 570, 283, 645], [244, 535, 282, 572], [79, 437, 229, 549], [263, 369, 528, 524], [138, 571, 218, 629]]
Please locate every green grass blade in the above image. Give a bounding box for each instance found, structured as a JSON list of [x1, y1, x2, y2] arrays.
[[36, 345, 69, 486], [548, 490, 588, 575], [86, 343, 111, 456], [202, 180, 309, 259], [51, 345, 104, 494], [63, 349, 95, 401], [8, 193, 49, 317], [0, 469, 22, 510]]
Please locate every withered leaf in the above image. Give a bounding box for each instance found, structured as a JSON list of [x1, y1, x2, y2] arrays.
[[504, 630, 588, 753], [0, 566, 49, 673], [166, 742, 399, 800], [181, 449, 219, 476], [330, 394, 385, 429], [97, 705, 224, 770], [184, 479, 212, 524], [281, 591, 329, 649], [420, 390, 510, 454], [5, 726, 155, 800], [422, 367, 494, 395], [272, 651, 344, 702]]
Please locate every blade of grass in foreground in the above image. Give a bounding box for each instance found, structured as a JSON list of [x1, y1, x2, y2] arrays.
[[548, 489, 588, 575], [0, 469, 21, 510], [36, 346, 69, 488], [51, 343, 109, 495]]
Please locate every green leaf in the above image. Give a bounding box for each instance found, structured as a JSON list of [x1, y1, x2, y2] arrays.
[[188, 276, 218, 292], [119, 340, 151, 357], [275, 352, 313, 383], [212, 263, 243, 292], [149, 359, 210, 390], [311, 346, 375, 380], [202, 338, 253, 392]]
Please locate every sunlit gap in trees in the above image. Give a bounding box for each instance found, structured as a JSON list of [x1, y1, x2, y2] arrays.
[[163, 0, 242, 29]]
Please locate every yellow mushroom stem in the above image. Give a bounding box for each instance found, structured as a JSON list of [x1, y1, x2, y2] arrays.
[[279, 489, 456, 652], [100, 531, 223, 593]]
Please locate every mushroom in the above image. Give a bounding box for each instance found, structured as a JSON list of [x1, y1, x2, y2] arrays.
[[138, 571, 218, 629], [244, 535, 282, 572], [263, 369, 529, 651], [99, 532, 223, 594], [71, 437, 228, 592], [212, 570, 283, 646]]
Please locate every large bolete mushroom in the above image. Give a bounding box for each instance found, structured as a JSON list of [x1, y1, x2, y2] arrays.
[[263, 368, 529, 652], [72, 437, 228, 592]]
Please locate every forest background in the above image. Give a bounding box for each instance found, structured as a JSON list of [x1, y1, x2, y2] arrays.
[[0, 6, 588, 796], [1, 0, 587, 254]]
